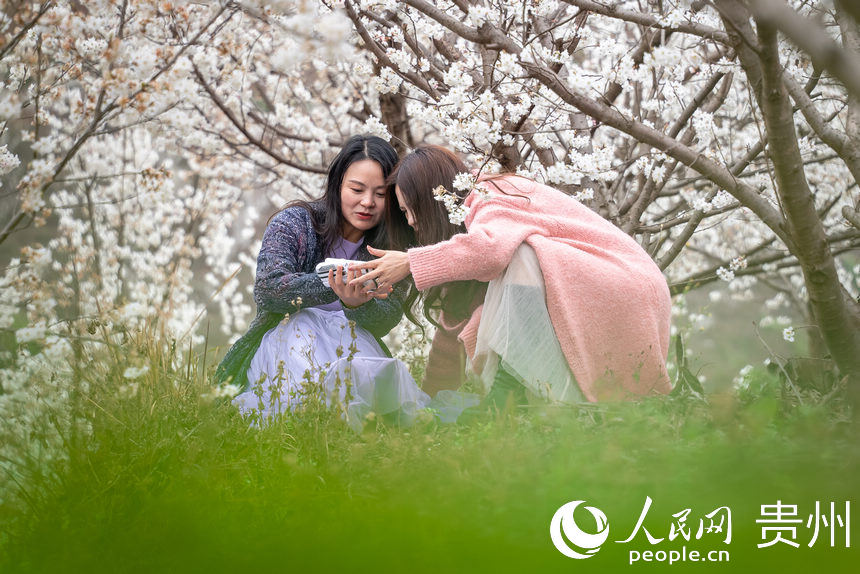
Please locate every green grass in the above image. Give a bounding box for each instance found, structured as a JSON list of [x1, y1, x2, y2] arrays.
[[0, 350, 858, 573]]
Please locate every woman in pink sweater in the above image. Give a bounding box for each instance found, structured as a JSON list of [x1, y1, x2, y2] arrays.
[[355, 145, 673, 407]]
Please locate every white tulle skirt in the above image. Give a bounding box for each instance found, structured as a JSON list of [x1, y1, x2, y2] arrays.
[[472, 243, 585, 404], [232, 307, 475, 432]]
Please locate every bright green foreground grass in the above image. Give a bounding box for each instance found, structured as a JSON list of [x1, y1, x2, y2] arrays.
[[0, 364, 857, 573]]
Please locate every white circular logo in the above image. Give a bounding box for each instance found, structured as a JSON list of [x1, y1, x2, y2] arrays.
[[550, 500, 610, 559]]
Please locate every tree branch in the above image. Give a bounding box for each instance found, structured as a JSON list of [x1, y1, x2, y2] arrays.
[[0, 1, 52, 61], [344, 0, 441, 100], [401, 0, 522, 54], [559, 0, 730, 44], [843, 205, 860, 230], [522, 61, 794, 250], [750, 0, 860, 101], [192, 64, 326, 174]]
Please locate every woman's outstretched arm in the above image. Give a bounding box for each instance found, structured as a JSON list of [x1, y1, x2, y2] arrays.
[[353, 201, 531, 292]]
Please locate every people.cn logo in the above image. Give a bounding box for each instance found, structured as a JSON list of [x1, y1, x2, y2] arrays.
[[550, 500, 610, 559]]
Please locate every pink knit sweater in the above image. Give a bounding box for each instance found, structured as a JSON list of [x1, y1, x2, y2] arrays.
[[408, 175, 672, 402]]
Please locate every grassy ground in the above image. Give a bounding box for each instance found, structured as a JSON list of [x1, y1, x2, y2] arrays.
[[0, 348, 857, 573]]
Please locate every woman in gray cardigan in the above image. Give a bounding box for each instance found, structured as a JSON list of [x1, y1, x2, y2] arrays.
[[215, 135, 423, 426]]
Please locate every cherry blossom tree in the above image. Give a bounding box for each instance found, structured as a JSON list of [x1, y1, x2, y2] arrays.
[[1, 0, 859, 431], [0, 0, 367, 477], [314, 0, 858, 400]]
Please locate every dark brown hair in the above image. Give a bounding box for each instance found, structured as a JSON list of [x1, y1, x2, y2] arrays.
[[391, 145, 487, 327], [393, 145, 469, 246]]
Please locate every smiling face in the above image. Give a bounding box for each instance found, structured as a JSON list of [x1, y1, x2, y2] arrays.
[[394, 185, 416, 229], [339, 159, 387, 242]]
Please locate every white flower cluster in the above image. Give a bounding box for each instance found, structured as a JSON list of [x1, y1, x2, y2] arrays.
[[531, 0, 561, 17], [362, 116, 391, 140], [0, 145, 20, 175], [16, 323, 47, 344], [544, 145, 617, 187], [782, 326, 796, 343], [716, 267, 734, 282], [432, 185, 469, 225], [732, 364, 754, 392], [572, 188, 595, 201], [372, 66, 403, 94], [386, 47, 413, 72], [690, 189, 735, 213], [0, 92, 20, 120], [496, 52, 523, 76], [545, 163, 583, 186], [315, 10, 353, 55], [691, 195, 711, 212], [711, 190, 734, 209], [709, 255, 752, 288], [76, 37, 108, 59], [465, 4, 492, 26], [505, 92, 531, 122], [270, 40, 303, 73], [452, 171, 476, 192]]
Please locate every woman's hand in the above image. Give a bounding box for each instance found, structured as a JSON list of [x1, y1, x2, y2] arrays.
[[349, 246, 411, 299], [330, 265, 374, 308]]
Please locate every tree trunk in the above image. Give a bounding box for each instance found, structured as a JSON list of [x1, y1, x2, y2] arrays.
[[379, 90, 414, 158], [753, 20, 860, 405]]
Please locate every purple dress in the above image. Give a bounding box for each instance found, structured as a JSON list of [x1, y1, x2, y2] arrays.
[[233, 236, 431, 431]]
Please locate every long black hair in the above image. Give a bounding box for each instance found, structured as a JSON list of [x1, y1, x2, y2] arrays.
[[280, 134, 405, 253]]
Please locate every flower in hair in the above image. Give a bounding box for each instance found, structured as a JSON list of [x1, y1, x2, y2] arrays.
[[431, 185, 470, 225]]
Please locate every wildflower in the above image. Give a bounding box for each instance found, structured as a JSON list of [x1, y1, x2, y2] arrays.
[[123, 364, 150, 379], [214, 383, 241, 398], [732, 364, 753, 391], [782, 326, 795, 343]]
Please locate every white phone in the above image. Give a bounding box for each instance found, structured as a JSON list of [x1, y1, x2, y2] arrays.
[[315, 258, 375, 289]]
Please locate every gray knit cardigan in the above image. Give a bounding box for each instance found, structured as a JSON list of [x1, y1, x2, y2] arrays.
[[213, 203, 406, 389]]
